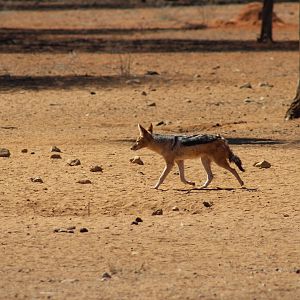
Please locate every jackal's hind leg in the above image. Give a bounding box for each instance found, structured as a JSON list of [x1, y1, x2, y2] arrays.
[[214, 157, 244, 186], [176, 160, 195, 186], [200, 157, 213, 188], [154, 162, 174, 189]]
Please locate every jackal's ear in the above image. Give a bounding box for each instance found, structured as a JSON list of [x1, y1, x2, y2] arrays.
[[147, 123, 153, 134], [138, 124, 149, 137]]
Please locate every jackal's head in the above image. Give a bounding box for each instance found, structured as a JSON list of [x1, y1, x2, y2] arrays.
[[131, 124, 153, 151]]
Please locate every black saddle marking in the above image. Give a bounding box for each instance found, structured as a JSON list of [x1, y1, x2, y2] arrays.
[[180, 134, 220, 146], [171, 136, 178, 150]]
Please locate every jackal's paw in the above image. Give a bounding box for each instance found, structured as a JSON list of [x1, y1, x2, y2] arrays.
[[186, 181, 195, 186], [199, 185, 208, 189]]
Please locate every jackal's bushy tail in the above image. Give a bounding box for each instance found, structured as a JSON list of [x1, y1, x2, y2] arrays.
[[222, 137, 245, 172], [229, 151, 245, 172]]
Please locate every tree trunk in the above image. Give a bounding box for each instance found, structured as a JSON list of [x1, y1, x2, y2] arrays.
[[285, 1, 300, 121], [285, 80, 300, 120], [257, 0, 274, 43]]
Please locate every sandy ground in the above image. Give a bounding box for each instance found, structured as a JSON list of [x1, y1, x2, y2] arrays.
[[0, 2, 300, 300]]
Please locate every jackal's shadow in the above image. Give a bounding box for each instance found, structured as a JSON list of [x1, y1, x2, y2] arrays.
[[175, 187, 258, 193]]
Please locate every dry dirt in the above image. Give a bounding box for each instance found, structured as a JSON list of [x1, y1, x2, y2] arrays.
[[0, 2, 300, 300]]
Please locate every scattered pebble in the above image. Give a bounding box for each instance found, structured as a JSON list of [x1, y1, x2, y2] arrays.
[[126, 79, 141, 85], [101, 272, 112, 281], [50, 154, 62, 159], [156, 121, 166, 126], [131, 221, 139, 225], [130, 156, 144, 165], [141, 91, 147, 96], [90, 91, 96, 95], [135, 217, 143, 223], [145, 70, 159, 75], [172, 206, 179, 211], [253, 160, 271, 169], [0, 148, 10, 157], [259, 82, 274, 88], [77, 179, 92, 184], [79, 227, 88, 233], [194, 74, 201, 78], [51, 146, 61, 153], [67, 226, 76, 230], [152, 209, 163, 216], [240, 82, 252, 89], [147, 102, 156, 107], [90, 165, 103, 172], [244, 97, 254, 103], [21, 149, 28, 153], [203, 201, 213, 208], [53, 228, 74, 233], [67, 159, 81, 166], [30, 177, 43, 183]]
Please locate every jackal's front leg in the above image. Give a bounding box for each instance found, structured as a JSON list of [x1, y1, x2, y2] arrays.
[[154, 162, 174, 189], [176, 160, 195, 186]]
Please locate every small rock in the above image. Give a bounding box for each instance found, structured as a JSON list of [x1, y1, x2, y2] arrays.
[[0, 148, 10, 157], [147, 102, 156, 107], [152, 209, 163, 216], [283, 213, 289, 217], [156, 121, 166, 126], [53, 228, 74, 233], [145, 70, 159, 76], [21, 149, 28, 153], [135, 217, 143, 223], [203, 201, 213, 208], [296, 269, 300, 274], [30, 177, 43, 183], [253, 160, 271, 169], [67, 159, 81, 166], [172, 206, 179, 211], [51, 146, 61, 153], [141, 91, 147, 96], [67, 226, 76, 230], [79, 227, 88, 233], [130, 156, 144, 165], [77, 179, 92, 184], [90, 165, 103, 172], [90, 91, 96, 95], [101, 272, 111, 281], [50, 154, 62, 159], [240, 82, 252, 89], [53, 228, 68, 233], [131, 221, 139, 225], [244, 97, 254, 103], [259, 82, 273, 88], [194, 74, 201, 78], [126, 79, 141, 85]]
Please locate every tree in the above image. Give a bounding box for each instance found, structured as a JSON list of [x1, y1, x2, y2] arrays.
[[257, 0, 274, 43]]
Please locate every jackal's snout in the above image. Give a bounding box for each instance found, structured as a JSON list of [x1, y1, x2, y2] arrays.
[[130, 143, 139, 151]]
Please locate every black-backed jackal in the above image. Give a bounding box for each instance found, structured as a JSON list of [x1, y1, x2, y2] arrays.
[[131, 124, 245, 189]]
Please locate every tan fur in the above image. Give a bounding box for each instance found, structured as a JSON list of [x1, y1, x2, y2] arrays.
[[131, 124, 244, 189]]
